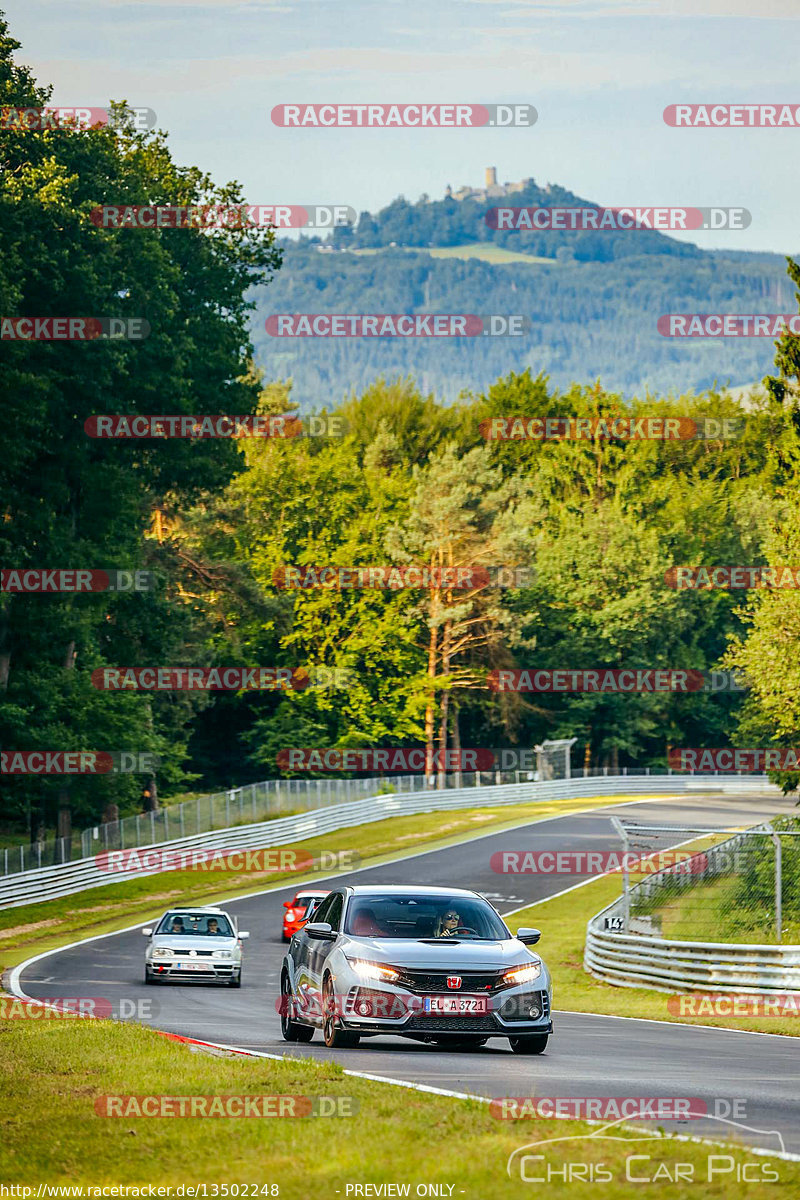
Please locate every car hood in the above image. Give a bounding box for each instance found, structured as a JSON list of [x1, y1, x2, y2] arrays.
[[342, 937, 538, 970], [151, 936, 237, 951]]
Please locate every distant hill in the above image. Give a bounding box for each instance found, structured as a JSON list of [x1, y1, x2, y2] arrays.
[[249, 179, 795, 409]]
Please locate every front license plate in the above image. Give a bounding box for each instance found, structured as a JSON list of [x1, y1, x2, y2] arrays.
[[423, 995, 488, 1015], [174, 962, 208, 971]]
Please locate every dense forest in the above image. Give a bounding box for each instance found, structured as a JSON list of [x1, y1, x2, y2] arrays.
[[2, 14, 800, 846], [252, 242, 792, 404]]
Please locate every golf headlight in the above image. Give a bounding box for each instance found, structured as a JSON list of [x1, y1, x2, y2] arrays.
[[152, 948, 173, 959], [214, 950, 233, 960], [503, 962, 542, 986], [349, 959, 400, 983]]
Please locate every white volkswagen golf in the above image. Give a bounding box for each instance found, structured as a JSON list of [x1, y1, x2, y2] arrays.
[[142, 906, 249, 987]]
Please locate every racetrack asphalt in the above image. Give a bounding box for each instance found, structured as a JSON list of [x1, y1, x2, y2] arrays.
[[16, 791, 800, 1155]]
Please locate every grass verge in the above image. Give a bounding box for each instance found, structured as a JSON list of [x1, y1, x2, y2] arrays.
[[1, 794, 626, 971], [0, 1016, 795, 1194]]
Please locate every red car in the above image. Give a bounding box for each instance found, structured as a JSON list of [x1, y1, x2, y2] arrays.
[[282, 889, 329, 941]]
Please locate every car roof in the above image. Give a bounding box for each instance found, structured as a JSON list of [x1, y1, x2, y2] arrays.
[[342, 885, 482, 898], [162, 906, 229, 915]]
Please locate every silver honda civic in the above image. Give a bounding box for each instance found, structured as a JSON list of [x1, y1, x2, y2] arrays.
[[142, 906, 249, 986], [280, 885, 552, 1053]]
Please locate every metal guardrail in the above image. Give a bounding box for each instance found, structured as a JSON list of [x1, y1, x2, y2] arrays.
[[584, 822, 800, 993], [1, 764, 771, 876], [0, 772, 778, 911]]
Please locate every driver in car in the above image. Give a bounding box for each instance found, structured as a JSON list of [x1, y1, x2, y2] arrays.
[[171, 917, 185, 934], [435, 909, 461, 937]]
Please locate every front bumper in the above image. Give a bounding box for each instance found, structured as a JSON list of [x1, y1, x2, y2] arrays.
[[339, 982, 552, 1036], [148, 960, 239, 982]]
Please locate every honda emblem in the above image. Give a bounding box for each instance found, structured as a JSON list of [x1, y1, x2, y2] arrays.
[[447, 976, 461, 989]]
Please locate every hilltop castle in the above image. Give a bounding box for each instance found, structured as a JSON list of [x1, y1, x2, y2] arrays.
[[445, 167, 540, 203]]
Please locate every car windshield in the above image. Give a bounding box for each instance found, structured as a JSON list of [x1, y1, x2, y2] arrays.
[[344, 894, 509, 940], [156, 912, 233, 936]]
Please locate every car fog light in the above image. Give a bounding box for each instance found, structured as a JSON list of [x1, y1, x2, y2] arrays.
[[357, 1001, 371, 1016]]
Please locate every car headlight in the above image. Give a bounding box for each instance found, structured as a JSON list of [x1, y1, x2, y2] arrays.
[[502, 962, 542, 986], [348, 959, 400, 983], [214, 950, 233, 960], [152, 948, 173, 960]]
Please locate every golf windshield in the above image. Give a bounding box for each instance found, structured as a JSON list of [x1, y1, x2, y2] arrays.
[[157, 913, 233, 936], [344, 894, 508, 940]]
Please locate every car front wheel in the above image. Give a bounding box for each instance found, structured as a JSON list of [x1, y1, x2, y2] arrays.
[[229, 971, 242, 988], [280, 975, 314, 1043], [509, 1034, 548, 1055], [322, 977, 360, 1049]]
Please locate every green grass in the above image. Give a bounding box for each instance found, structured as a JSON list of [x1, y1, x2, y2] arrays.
[[0, 1016, 795, 1193], [506, 863, 800, 1036], [0, 794, 625, 971], [651, 873, 800, 946], [349, 243, 557, 266]]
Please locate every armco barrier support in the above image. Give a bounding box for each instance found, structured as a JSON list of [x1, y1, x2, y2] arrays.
[[0, 774, 778, 911]]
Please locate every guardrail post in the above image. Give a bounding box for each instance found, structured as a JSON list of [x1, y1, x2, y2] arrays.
[[610, 816, 630, 932], [150, 810, 155, 843], [769, 826, 782, 944], [163, 809, 169, 842]]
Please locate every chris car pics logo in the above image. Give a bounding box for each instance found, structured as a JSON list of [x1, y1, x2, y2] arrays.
[[506, 1114, 784, 1184]]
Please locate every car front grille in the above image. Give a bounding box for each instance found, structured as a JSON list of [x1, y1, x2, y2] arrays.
[[406, 1013, 500, 1033], [395, 970, 505, 994]]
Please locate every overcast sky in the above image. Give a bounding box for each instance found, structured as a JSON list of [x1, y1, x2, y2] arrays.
[[5, 0, 799, 253]]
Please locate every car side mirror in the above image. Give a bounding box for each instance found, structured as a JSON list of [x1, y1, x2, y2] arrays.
[[238, 931, 250, 940], [283, 900, 293, 908], [305, 921, 335, 941], [141, 928, 153, 936], [516, 927, 541, 945]]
